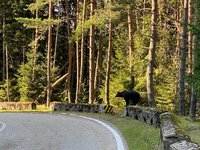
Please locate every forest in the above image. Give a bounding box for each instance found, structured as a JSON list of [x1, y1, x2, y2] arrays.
[[0, 0, 200, 120]]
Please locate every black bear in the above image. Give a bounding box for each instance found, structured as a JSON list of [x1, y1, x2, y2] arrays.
[[115, 90, 140, 106]]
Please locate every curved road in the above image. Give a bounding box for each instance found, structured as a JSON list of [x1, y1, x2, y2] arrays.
[[0, 113, 127, 150]]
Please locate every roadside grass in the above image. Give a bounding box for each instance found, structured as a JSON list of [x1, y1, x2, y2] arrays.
[[0, 105, 50, 113], [178, 117, 200, 145]]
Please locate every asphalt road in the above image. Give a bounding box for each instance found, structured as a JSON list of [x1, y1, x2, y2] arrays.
[[0, 113, 126, 150]]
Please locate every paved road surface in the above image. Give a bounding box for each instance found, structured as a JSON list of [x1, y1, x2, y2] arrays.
[[0, 113, 126, 150]]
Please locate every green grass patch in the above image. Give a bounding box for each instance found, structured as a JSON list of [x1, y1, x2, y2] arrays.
[[178, 117, 200, 145]]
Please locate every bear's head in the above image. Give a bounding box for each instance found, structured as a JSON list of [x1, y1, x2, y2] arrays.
[[115, 90, 127, 97]]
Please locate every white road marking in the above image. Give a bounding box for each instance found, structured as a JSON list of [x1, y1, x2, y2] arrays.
[[68, 114, 126, 150], [0, 122, 6, 132]]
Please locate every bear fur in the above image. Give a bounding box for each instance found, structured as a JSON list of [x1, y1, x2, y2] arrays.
[[115, 90, 140, 106]]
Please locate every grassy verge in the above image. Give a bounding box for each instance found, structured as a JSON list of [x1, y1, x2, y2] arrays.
[[178, 117, 200, 145], [0, 105, 50, 113], [0, 107, 161, 150]]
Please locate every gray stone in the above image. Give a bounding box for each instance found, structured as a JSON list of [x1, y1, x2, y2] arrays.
[[170, 140, 200, 150]]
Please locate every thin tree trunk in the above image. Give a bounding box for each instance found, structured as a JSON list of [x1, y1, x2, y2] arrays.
[[32, 9, 39, 81], [146, 0, 157, 108], [78, 0, 87, 103], [189, 87, 197, 119], [175, 0, 181, 60], [75, 0, 80, 103], [47, 0, 52, 107], [22, 47, 25, 64], [128, 5, 135, 89], [105, 4, 113, 105], [143, 0, 146, 31], [66, 0, 73, 103], [5, 43, 9, 102], [94, 33, 103, 102], [179, 0, 188, 116], [2, 17, 5, 82], [89, 0, 95, 104], [53, 26, 59, 69], [189, 0, 197, 120]]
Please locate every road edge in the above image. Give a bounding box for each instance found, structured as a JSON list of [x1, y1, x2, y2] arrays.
[[67, 113, 128, 150], [0, 122, 6, 132]]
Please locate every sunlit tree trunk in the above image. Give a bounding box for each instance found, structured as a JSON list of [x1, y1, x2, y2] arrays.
[[94, 1, 104, 102], [146, 0, 158, 108], [179, 0, 188, 116], [47, 0, 52, 107], [105, 3, 113, 105], [2, 17, 5, 82], [143, 0, 146, 31], [5, 43, 9, 102], [75, 0, 80, 103], [53, 26, 59, 69], [128, 5, 134, 89], [77, 0, 87, 103], [89, 0, 95, 104]]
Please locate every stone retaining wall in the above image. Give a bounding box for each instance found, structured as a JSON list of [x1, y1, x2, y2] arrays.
[[126, 106, 165, 127], [50, 101, 99, 113], [0, 102, 36, 110], [126, 106, 200, 149], [50, 102, 114, 114], [160, 112, 200, 150]]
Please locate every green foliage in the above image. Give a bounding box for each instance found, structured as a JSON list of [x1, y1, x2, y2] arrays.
[[70, 9, 108, 43], [16, 17, 61, 30], [186, 0, 200, 97], [17, 53, 46, 102], [27, 0, 48, 13], [0, 83, 7, 101]]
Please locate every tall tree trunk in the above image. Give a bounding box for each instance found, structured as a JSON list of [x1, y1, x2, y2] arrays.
[[128, 5, 135, 89], [47, 0, 52, 107], [94, 33, 103, 102], [146, 0, 158, 108], [32, 9, 39, 81], [105, 4, 113, 105], [143, 0, 146, 31], [2, 17, 5, 82], [77, 0, 87, 103], [179, 0, 188, 116], [75, 0, 80, 103], [53, 26, 59, 69], [189, 0, 197, 120], [66, 0, 73, 103], [94, 0, 104, 103], [5, 43, 9, 102], [89, 0, 95, 104]]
